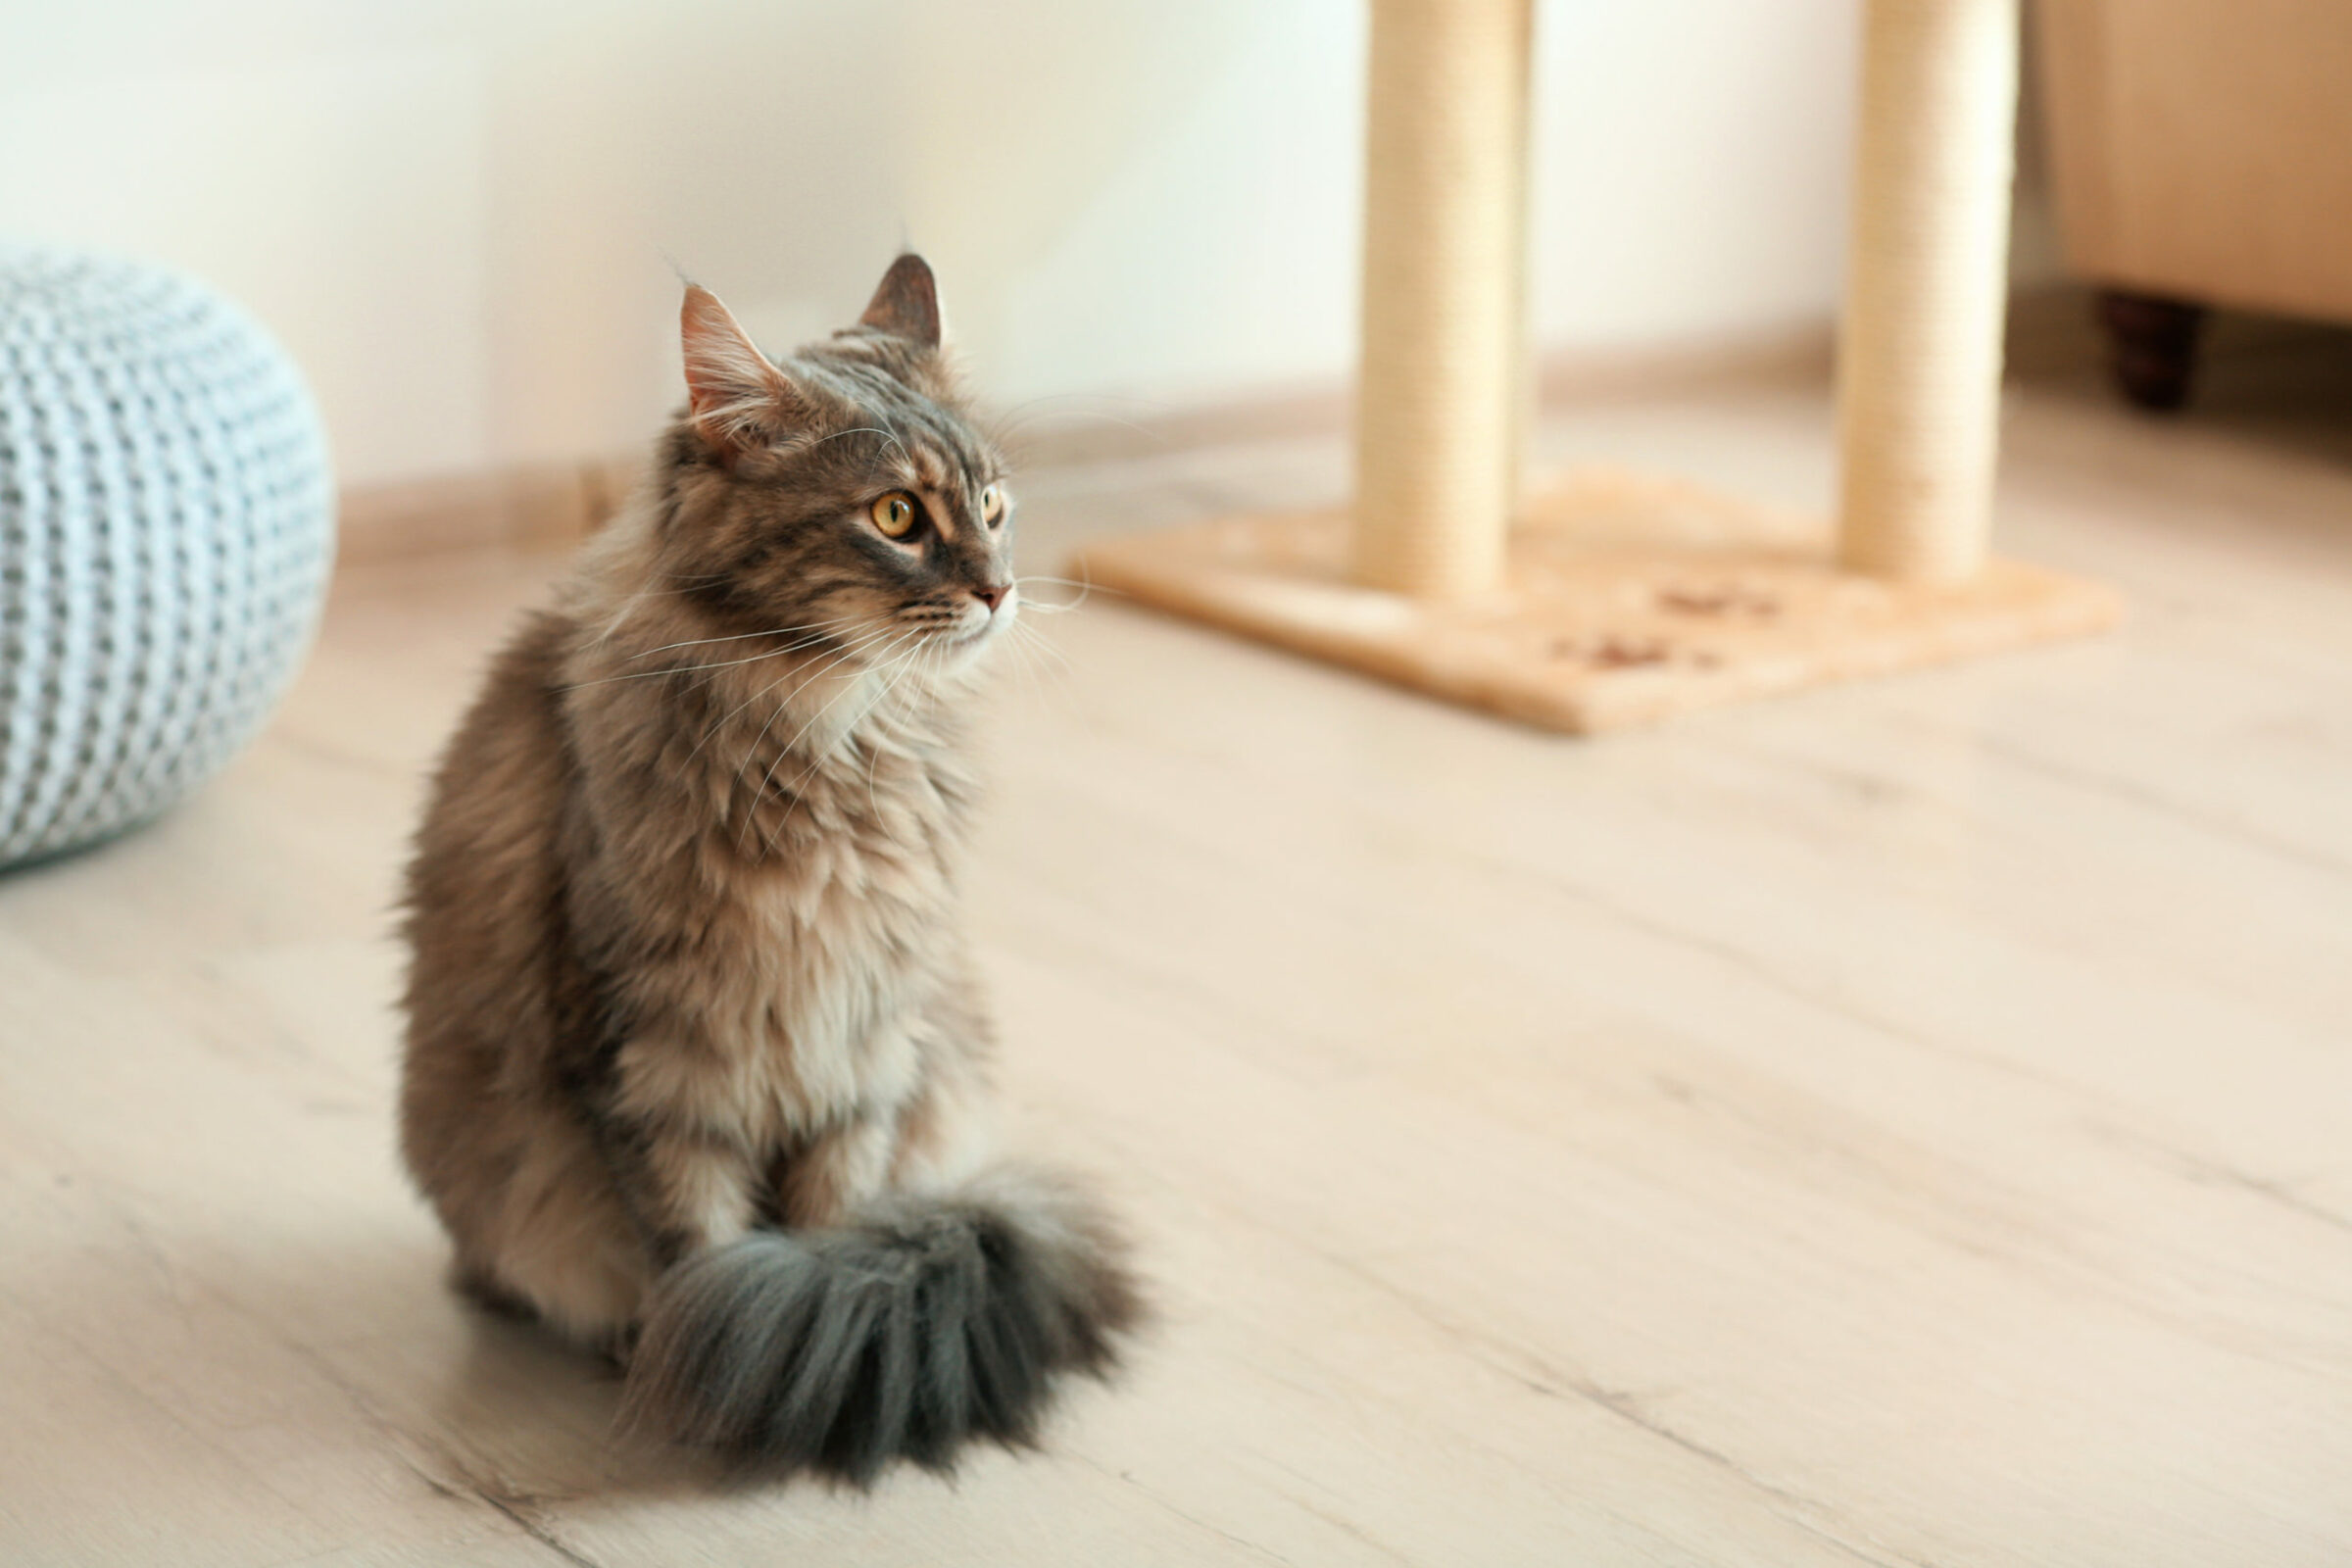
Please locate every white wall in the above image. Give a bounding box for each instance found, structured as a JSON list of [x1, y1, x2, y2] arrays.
[[0, 0, 1865, 489]]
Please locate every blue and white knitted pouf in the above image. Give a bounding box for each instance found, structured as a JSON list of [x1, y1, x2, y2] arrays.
[[0, 246, 334, 868]]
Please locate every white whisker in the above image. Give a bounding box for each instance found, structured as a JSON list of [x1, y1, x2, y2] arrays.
[[561, 619, 890, 691], [682, 623, 901, 767], [1008, 617, 1074, 679], [742, 628, 926, 856], [625, 613, 871, 662]]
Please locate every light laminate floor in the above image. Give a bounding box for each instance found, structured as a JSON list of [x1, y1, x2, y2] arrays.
[[3, 338, 2349, 1565]]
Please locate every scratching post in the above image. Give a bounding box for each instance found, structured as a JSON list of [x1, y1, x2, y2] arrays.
[[1354, 0, 1534, 598], [1073, 0, 2119, 735], [1837, 0, 2021, 583]]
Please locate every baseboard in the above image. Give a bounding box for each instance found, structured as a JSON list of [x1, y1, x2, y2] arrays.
[[335, 455, 643, 567], [332, 297, 2123, 570], [986, 324, 1842, 474]]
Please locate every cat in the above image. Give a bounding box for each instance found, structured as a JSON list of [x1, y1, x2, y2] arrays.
[[397, 254, 1139, 1484]]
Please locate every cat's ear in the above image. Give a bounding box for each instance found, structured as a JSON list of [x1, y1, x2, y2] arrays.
[[858, 253, 942, 349], [680, 283, 806, 461]]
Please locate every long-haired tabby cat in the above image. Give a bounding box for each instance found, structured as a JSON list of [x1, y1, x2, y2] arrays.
[[399, 254, 1139, 1483]]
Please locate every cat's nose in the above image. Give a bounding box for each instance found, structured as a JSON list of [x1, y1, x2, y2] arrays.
[[971, 584, 1011, 613]]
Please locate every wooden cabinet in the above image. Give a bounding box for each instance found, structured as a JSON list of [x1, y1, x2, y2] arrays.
[[2031, 0, 2352, 405]]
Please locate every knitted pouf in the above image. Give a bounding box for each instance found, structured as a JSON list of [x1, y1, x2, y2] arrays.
[[0, 247, 333, 868]]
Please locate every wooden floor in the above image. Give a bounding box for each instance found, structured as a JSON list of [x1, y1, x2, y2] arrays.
[[4, 333, 2349, 1565]]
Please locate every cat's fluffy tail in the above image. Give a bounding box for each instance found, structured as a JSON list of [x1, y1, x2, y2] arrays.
[[618, 1167, 1141, 1484]]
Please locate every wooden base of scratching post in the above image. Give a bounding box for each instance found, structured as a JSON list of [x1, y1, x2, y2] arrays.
[[1071, 469, 2120, 735], [1076, 0, 2116, 736]]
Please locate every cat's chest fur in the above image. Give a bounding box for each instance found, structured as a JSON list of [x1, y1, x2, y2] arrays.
[[586, 679, 977, 1151]]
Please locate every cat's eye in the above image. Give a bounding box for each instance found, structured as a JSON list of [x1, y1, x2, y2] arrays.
[[869, 491, 919, 540], [981, 484, 1006, 527]]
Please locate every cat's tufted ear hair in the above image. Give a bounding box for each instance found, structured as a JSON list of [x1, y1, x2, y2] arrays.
[[858, 253, 942, 349], [680, 283, 808, 463]]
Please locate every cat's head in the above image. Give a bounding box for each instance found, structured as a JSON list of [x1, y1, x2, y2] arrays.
[[652, 255, 1014, 673]]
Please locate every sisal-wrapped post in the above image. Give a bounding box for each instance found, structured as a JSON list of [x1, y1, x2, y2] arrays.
[[1835, 0, 2021, 583], [1352, 0, 1535, 599]]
